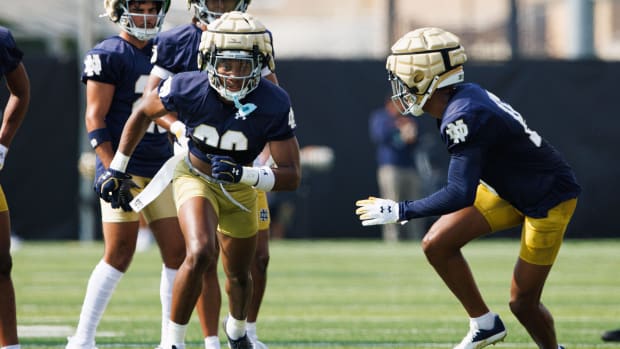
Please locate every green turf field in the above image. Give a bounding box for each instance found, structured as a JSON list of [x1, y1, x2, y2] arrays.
[[11, 239, 620, 348]]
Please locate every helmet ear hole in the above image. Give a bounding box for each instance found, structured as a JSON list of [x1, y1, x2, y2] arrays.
[[413, 72, 425, 84]]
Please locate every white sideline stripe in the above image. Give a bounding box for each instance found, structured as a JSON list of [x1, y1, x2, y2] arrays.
[[17, 325, 117, 338]]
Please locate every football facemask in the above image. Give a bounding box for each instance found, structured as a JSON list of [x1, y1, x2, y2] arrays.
[[388, 66, 465, 116], [207, 50, 262, 102], [114, 0, 169, 40], [188, 0, 251, 25]]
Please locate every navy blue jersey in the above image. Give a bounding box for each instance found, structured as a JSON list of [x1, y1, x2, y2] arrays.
[[401, 83, 580, 219], [159, 72, 294, 165], [0, 26, 23, 78], [82, 35, 172, 178], [151, 23, 202, 75]]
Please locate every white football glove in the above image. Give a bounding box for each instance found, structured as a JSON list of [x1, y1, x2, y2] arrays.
[[170, 120, 189, 154], [355, 196, 401, 226], [0, 144, 8, 171]]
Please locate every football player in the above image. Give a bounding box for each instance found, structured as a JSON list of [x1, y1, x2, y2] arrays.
[[355, 27, 580, 349], [145, 1, 277, 348], [65, 1, 183, 349], [96, 12, 300, 349], [0, 25, 30, 349]]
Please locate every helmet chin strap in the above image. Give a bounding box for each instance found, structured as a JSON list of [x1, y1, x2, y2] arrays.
[[409, 68, 464, 116], [409, 75, 440, 116]]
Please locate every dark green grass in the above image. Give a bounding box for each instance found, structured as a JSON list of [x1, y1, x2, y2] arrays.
[[12, 239, 620, 348]]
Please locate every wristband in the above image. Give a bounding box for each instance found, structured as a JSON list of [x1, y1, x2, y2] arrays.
[[240, 166, 275, 191], [109, 152, 130, 172], [88, 128, 112, 149]]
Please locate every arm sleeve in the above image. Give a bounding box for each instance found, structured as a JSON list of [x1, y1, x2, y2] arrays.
[[398, 146, 483, 220]]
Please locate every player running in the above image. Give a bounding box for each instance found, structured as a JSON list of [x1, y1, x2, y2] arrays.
[[96, 12, 300, 349], [144, 2, 277, 347]]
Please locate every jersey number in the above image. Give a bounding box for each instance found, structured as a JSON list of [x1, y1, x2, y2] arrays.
[[192, 125, 248, 151], [487, 91, 541, 147]]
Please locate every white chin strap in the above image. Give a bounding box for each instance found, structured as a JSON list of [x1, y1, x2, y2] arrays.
[[409, 69, 465, 116], [408, 75, 440, 116]]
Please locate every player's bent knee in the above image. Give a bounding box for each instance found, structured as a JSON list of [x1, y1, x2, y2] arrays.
[[509, 297, 531, 319], [186, 244, 218, 271]]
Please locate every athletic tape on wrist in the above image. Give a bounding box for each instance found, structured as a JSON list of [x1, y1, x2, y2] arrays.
[[110, 152, 130, 173], [240, 166, 275, 191]]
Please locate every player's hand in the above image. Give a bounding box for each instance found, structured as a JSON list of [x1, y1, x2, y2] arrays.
[[355, 196, 400, 226], [210, 155, 243, 183], [0, 144, 7, 171], [95, 169, 139, 211]]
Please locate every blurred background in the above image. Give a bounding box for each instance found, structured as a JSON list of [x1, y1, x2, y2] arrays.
[[0, 0, 617, 241]]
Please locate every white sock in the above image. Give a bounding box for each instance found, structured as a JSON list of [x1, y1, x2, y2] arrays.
[[204, 336, 221, 349], [470, 311, 496, 330], [167, 320, 187, 348], [225, 314, 247, 340], [159, 265, 178, 347], [246, 321, 257, 339], [72, 260, 123, 345], [2, 345, 21, 349]]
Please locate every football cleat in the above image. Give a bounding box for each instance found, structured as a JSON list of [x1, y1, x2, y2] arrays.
[[454, 314, 507, 349], [602, 328, 620, 342], [222, 318, 253, 349]]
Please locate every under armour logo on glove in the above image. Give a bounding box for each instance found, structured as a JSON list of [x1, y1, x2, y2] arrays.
[[211, 155, 243, 183], [355, 196, 401, 226], [380, 205, 392, 214]]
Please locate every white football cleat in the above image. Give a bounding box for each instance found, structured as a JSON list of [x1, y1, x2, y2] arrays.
[[454, 314, 507, 349]]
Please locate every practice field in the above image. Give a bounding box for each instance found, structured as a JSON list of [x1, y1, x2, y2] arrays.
[[12, 239, 620, 348]]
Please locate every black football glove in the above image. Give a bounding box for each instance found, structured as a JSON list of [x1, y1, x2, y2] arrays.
[[210, 155, 243, 183], [95, 169, 139, 211]]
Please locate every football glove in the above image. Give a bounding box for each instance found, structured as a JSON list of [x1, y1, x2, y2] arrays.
[[170, 120, 189, 152], [95, 169, 139, 211], [210, 155, 243, 183], [355, 196, 400, 226]]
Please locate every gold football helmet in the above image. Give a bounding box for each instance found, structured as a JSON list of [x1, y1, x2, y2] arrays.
[[198, 11, 273, 101], [386, 27, 467, 116]]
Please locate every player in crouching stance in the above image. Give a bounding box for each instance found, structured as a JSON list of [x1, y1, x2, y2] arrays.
[[355, 27, 580, 349], [96, 12, 300, 349]]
